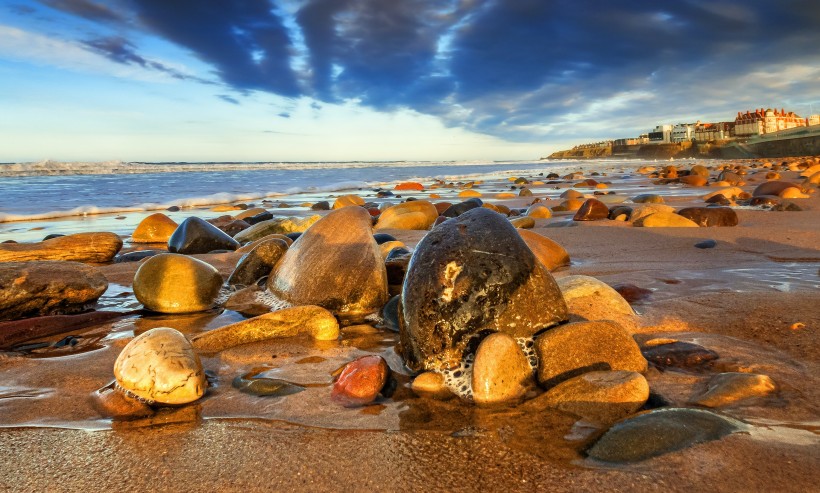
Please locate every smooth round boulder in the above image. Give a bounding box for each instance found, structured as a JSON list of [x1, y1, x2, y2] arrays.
[[526, 204, 552, 219], [634, 212, 699, 228], [233, 216, 321, 244], [689, 372, 776, 407], [399, 208, 568, 372], [267, 207, 388, 322], [131, 213, 178, 243], [0, 232, 122, 263], [573, 198, 610, 221], [752, 181, 799, 197], [552, 198, 584, 212], [631, 194, 664, 204], [534, 320, 647, 388], [510, 217, 535, 229], [628, 204, 674, 223], [557, 275, 635, 328], [518, 229, 570, 271], [442, 198, 482, 218], [167, 216, 239, 254], [114, 327, 206, 405], [374, 200, 438, 230], [332, 195, 365, 209], [677, 207, 738, 227], [394, 182, 424, 191], [133, 253, 223, 313], [227, 238, 288, 287], [458, 189, 482, 198], [472, 333, 533, 406], [679, 175, 707, 187], [411, 372, 453, 400]]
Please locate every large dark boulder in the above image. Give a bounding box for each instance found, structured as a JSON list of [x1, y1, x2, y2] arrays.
[[168, 217, 240, 254]]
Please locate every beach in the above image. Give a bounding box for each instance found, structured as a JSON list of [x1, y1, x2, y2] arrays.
[[0, 157, 818, 492]]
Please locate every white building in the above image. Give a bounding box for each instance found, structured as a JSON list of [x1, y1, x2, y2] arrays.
[[809, 114, 820, 126], [648, 124, 673, 143], [671, 123, 696, 143]]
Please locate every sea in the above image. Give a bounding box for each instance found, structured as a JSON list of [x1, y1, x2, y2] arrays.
[[0, 158, 686, 242]]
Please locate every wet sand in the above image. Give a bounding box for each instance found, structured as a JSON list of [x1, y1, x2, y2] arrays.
[[0, 159, 818, 491]]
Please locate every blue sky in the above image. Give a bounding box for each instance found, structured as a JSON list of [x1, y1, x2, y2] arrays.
[[1, 0, 819, 162]]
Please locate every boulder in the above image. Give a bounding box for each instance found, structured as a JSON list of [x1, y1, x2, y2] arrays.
[[374, 200, 438, 230], [677, 207, 738, 227], [233, 216, 321, 244], [573, 198, 610, 221], [190, 305, 339, 351], [0, 261, 108, 321], [534, 320, 647, 388], [634, 212, 699, 228], [167, 217, 239, 254], [442, 198, 482, 218], [226, 238, 288, 287], [526, 204, 552, 219], [472, 333, 533, 406], [267, 207, 388, 322], [689, 372, 776, 407], [114, 327, 206, 405], [628, 204, 674, 223], [0, 232, 122, 263], [131, 213, 178, 243], [518, 230, 570, 271], [332, 195, 365, 209], [133, 253, 223, 313], [399, 208, 568, 372], [631, 194, 664, 204], [557, 275, 635, 328]]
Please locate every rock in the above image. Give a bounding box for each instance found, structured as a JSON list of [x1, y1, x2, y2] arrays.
[[610, 283, 652, 304], [373, 233, 397, 244], [0, 232, 122, 263], [399, 208, 568, 371], [114, 250, 162, 263], [226, 238, 288, 287], [331, 355, 389, 407], [689, 164, 710, 177], [495, 192, 516, 199], [211, 204, 242, 212], [379, 241, 406, 259], [385, 249, 412, 292], [530, 370, 649, 425], [395, 182, 424, 191], [552, 198, 584, 212], [526, 204, 552, 219], [632, 194, 664, 204], [207, 217, 250, 237], [133, 253, 223, 314], [310, 201, 330, 211], [114, 327, 206, 405], [90, 384, 155, 420], [771, 201, 803, 212], [518, 187, 533, 197], [332, 195, 365, 209], [381, 295, 401, 332], [634, 212, 699, 228], [557, 275, 635, 328], [534, 320, 647, 388], [628, 204, 674, 223], [641, 341, 718, 369], [573, 198, 610, 221], [0, 261, 108, 321], [518, 229, 570, 271], [472, 333, 533, 405], [677, 207, 738, 227], [167, 217, 239, 254], [560, 190, 584, 199], [131, 213, 178, 243], [374, 200, 438, 230], [442, 198, 483, 217], [267, 207, 388, 322], [0, 311, 127, 349], [694, 239, 717, 249], [779, 187, 810, 199], [752, 181, 799, 197], [458, 189, 482, 198], [223, 286, 272, 317], [586, 408, 741, 463], [679, 175, 707, 186], [190, 305, 339, 351], [236, 233, 293, 253], [703, 187, 744, 201], [233, 216, 321, 244], [232, 374, 305, 397], [690, 372, 776, 407], [233, 208, 268, 221], [411, 372, 453, 399], [510, 217, 535, 229]]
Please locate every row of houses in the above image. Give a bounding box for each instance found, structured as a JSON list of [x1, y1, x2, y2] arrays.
[[615, 107, 820, 146]]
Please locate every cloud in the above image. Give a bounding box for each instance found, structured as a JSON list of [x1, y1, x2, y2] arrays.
[[217, 94, 240, 105], [19, 0, 820, 142]]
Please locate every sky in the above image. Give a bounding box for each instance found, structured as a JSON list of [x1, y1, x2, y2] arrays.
[[1, 1, 819, 162]]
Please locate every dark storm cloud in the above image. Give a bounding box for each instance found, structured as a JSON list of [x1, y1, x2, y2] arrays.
[[28, 0, 820, 142]]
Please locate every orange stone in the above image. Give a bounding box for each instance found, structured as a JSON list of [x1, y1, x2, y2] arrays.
[[395, 182, 425, 191], [331, 355, 389, 407]]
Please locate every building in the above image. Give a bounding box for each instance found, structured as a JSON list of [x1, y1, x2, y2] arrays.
[[735, 108, 807, 136], [648, 124, 673, 143], [671, 123, 696, 143], [694, 121, 735, 142], [613, 135, 649, 146], [808, 114, 820, 126]]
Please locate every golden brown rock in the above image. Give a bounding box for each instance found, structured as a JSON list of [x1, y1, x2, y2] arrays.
[[131, 213, 178, 243], [332, 194, 365, 209], [634, 212, 699, 228], [190, 305, 339, 351], [526, 204, 552, 219], [374, 200, 438, 230], [268, 207, 388, 321], [133, 253, 223, 313], [557, 275, 635, 329], [0, 232, 122, 263], [510, 216, 535, 229], [114, 327, 206, 405], [411, 372, 453, 400], [472, 333, 533, 406], [518, 229, 570, 271]]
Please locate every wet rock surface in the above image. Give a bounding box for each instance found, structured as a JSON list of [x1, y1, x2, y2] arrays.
[[0, 232, 122, 263], [677, 207, 739, 227], [226, 237, 288, 287], [641, 341, 719, 369], [133, 253, 223, 313], [168, 217, 239, 254], [471, 333, 533, 406], [399, 207, 568, 371], [131, 213, 178, 243]]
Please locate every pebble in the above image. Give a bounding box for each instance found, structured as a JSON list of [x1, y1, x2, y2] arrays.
[[190, 305, 340, 351], [535, 320, 647, 388], [694, 239, 717, 249], [331, 355, 390, 407], [529, 370, 648, 425], [167, 216, 239, 254], [114, 327, 206, 405], [552, 198, 584, 212], [587, 408, 741, 463], [631, 193, 664, 204], [133, 253, 223, 313], [399, 207, 568, 371], [227, 238, 288, 287], [690, 372, 776, 407], [90, 384, 155, 419], [677, 207, 738, 227], [679, 175, 707, 186], [752, 180, 799, 197], [573, 198, 610, 221], [0, 261, 108, 321], [472, 333, 533, 406], [232, 374, 305, 397], [411, 372, 453, 399], [233, 208, 268, 221], [518, 229, 570, 271], [131, 213, 178, 243], [0, 232, 122, 263], [374, 200, 438, 230], [267, 207, 388, 322]]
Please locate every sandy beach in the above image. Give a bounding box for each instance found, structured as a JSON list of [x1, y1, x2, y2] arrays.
[[0, 158, 818, 492]]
